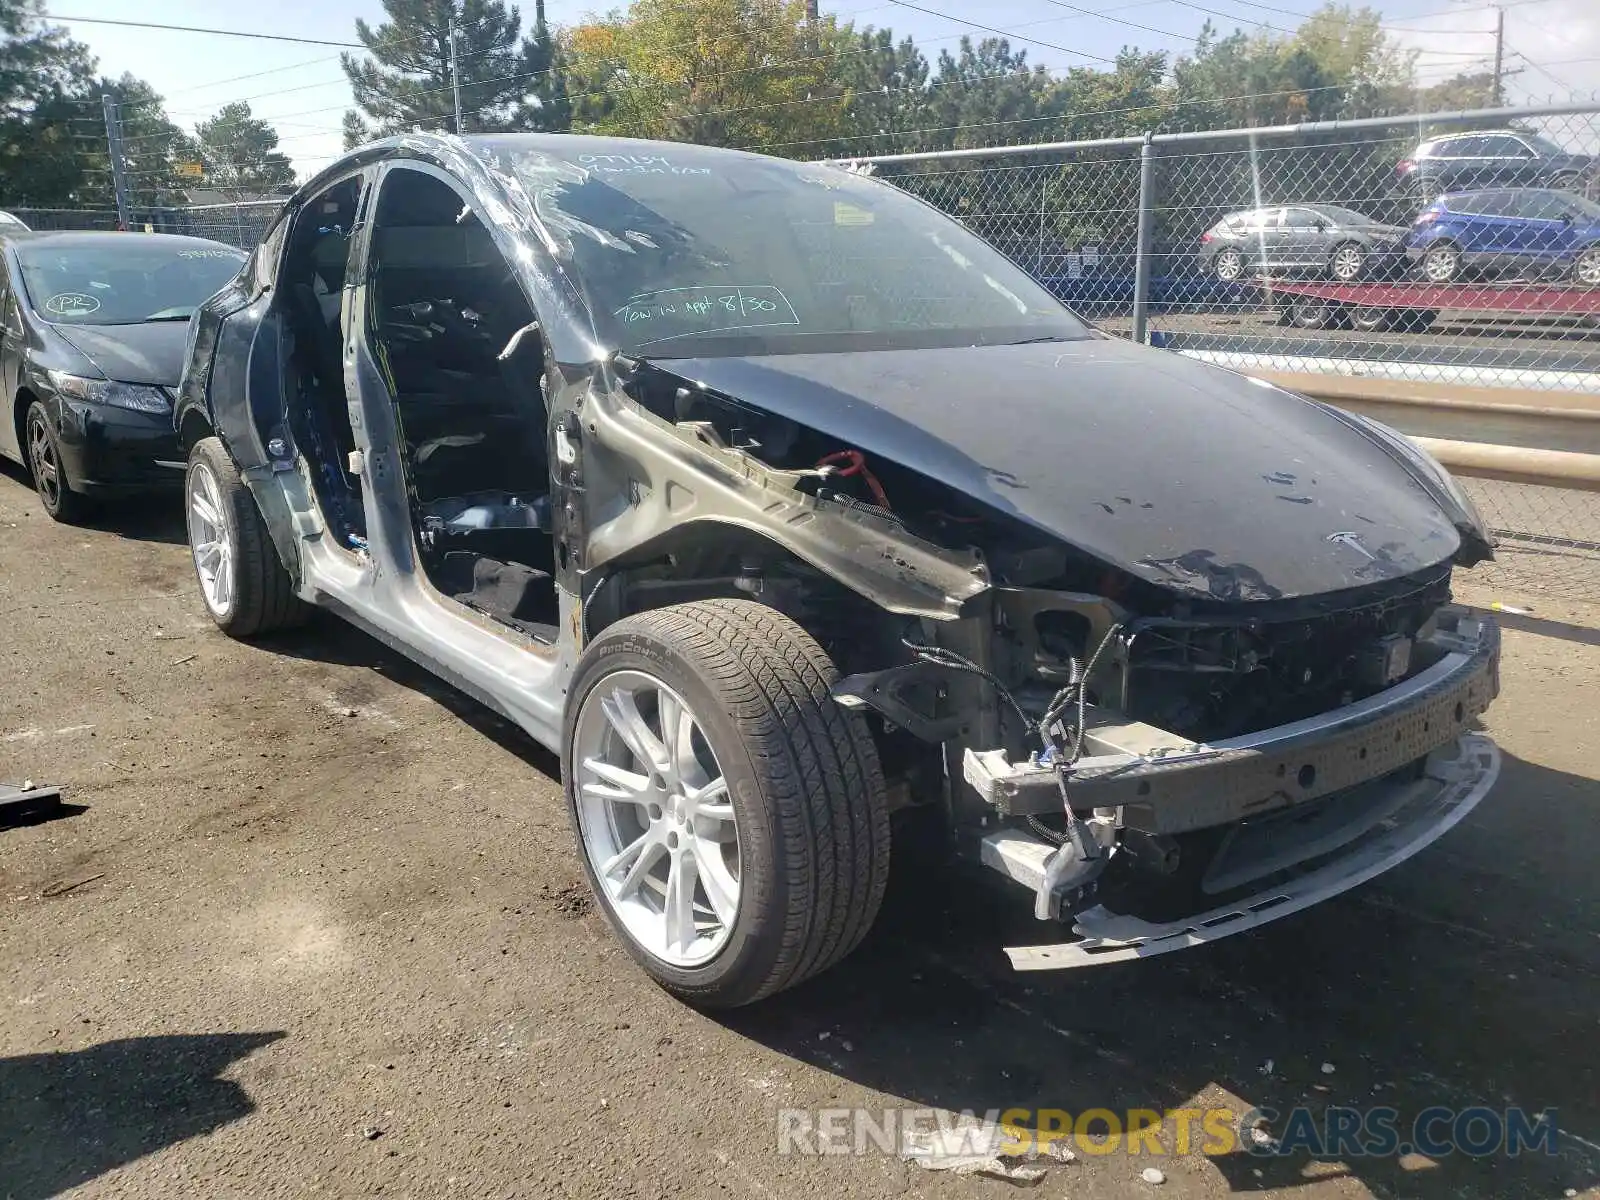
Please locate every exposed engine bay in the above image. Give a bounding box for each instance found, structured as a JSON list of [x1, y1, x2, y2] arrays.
[[587, 355, 1502, 965]]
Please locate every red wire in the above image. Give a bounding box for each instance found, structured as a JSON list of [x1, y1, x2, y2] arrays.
[[816, 449, 891, 510]]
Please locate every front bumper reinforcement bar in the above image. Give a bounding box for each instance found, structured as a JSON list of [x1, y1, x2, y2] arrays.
[[1001, 733, 1500, 968]]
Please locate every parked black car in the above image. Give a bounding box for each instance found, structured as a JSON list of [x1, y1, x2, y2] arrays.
[[1396, 129, 1596, 198], [1198, 205, 1408, 282], [0, 231, 247, 520]]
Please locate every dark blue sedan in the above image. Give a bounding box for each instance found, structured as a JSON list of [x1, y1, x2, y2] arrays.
[[1404, 188, 1600, 285]]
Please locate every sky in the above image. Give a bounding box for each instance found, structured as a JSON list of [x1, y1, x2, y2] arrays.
[[46, 0, 1600, 181]]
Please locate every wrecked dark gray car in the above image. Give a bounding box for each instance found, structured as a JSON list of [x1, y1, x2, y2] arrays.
[[174, 133, 1502, 1007]]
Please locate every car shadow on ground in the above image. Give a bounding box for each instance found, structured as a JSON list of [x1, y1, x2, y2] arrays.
[[0, 1031, 286, 1199], [0, 458, 187, 545], [233, 619, 1600, 1195], [717, 748, 1600, 1198]]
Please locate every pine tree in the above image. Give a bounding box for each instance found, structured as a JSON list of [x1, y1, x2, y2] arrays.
[[193, 101, 295, 200], [341, 0, 569, 139]]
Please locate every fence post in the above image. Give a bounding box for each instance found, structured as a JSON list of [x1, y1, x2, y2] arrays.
[[1131, 131, 1155, 345]]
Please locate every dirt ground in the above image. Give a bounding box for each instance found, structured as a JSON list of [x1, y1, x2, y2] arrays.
[[3, 460, 1599, 1200]]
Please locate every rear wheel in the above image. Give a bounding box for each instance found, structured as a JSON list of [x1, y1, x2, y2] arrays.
[[1213, 248, 1245, 282], [24, 401, 89, 524], [565, 599, 891, 1007], [1421, 241, 1462, 283], [185, 436, 309, 637], [1329, 242, 1367, 282]]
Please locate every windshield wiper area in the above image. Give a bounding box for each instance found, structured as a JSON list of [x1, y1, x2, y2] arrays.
[[1006, 335, 1077, 345], [142, 310, 194, 323]]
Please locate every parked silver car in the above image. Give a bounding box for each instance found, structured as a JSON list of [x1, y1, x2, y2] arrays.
[[1200, 204, 1409, 282]]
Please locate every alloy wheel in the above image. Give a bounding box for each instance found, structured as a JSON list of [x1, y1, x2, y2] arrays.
[[1214, 249, 1244, 282], [26, 411, 61, 510], [187, 461, 235, 616], [1423, 244, 1460, 283], [573, 670, 742, 968], [1330, 244, 1365, 281], [1576, 248, 1600, 288]]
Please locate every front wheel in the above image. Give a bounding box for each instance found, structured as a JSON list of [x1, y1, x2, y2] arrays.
[[185, 437, 309, 637], [24, 401, 89, 523], [564, 599, 891, 1007], [1574, 246, 1600, 288]]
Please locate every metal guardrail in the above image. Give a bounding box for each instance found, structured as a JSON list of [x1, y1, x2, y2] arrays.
[[1254, 373, 1600, 490]]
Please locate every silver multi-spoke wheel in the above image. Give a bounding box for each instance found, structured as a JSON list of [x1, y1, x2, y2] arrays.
[[26, 410, 61, 509], [1330, 243, 1365, 281], [1575, 248, 1600, 288], [1214, 248, 1244, 281], [187, 461, 234, 617], [574, 670, 741, 967], [1423, 243, 1460, 283]]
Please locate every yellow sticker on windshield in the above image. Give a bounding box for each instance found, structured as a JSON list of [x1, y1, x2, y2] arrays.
[[834, 203, 874, 227]]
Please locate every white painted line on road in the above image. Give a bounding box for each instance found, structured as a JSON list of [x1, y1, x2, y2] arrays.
[[1180, 349, 1600, 394]]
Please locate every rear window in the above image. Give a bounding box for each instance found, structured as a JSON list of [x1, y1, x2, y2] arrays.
[[16, 238, 247, 325]]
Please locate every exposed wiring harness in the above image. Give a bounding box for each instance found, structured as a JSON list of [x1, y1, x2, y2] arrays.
[[817, 448, 891, 510], [901, 621, 1125, 851]]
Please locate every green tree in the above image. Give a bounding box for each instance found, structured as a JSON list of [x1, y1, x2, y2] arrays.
[[0, 0, 98, 206], [823, 26, 931, 159], [565, 0, 845, 151], [192, 101, 295, 200], [343, 0, 567, 139]]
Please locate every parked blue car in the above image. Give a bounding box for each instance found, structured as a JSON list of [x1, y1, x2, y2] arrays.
[[1404, 188, 1600, 285]]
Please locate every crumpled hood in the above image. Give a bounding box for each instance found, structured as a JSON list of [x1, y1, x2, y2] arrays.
[[654, 339, 1462, 602], [50, 320, 190, 387]]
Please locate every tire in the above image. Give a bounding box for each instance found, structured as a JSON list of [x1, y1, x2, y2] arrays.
[[184, 436, 308, 637], [1574, 246, 1600, 289], [1288, 300, 1339, 330], [1350, 306, 1396, 333], [564, 598, 891, 1008], [1329, 242, 1366, 282], [1212, 248, 1245, 282], [24, 401, 90, 523], [1421, 241, 1461, 284]]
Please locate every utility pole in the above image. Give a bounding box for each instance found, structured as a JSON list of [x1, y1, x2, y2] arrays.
[[1491, 3, 1505, 106], [449, 15, 464, 134], [101, 95, 132, 231], [805, 0, 819, 21]]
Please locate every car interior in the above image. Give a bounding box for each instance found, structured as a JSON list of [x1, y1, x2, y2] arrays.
[[364, 166, 557, 641]]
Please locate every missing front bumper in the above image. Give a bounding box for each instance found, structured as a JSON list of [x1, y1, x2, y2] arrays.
[[992, 732, 1500, 969], [964, 607, 1499, 834]]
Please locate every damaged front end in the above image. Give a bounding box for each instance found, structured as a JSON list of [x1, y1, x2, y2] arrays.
[[586, 346, 1503, 970], [838, 568, 1500, 968]]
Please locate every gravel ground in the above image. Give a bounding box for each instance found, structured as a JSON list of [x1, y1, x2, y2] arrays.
[[3, 460, 1600, 1200]]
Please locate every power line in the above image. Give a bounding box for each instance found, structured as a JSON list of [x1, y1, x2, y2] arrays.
[[44, 13, 363, 47], [884, 0, 1119, 65]]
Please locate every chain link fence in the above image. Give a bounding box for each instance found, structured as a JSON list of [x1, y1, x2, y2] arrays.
[[849, 101, 1600, 602], [9, 200, 282, 248]]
